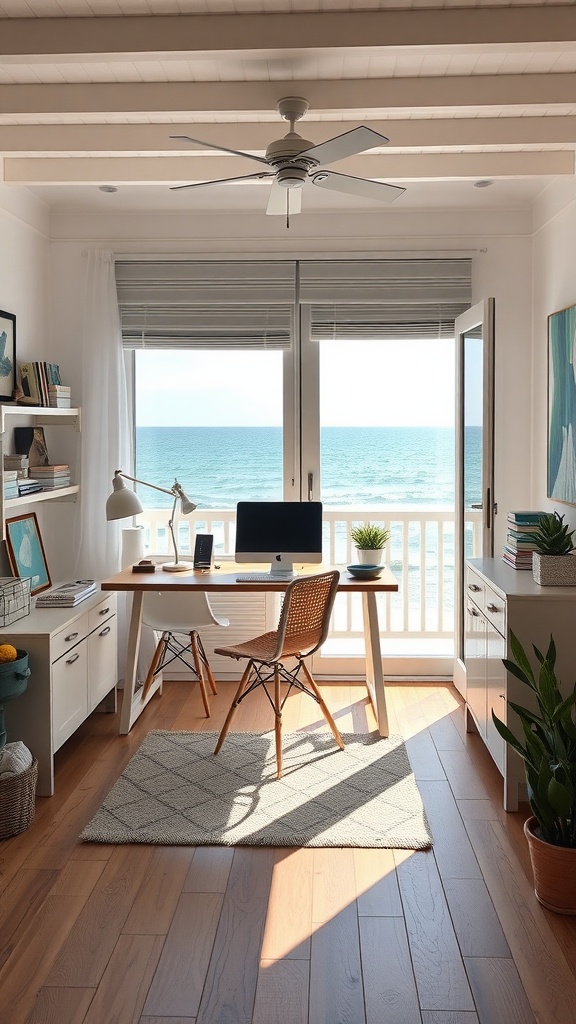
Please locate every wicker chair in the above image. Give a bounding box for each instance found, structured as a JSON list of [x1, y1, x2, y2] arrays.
[[141, 592, 229, 716], [213, 569, 344, 777]]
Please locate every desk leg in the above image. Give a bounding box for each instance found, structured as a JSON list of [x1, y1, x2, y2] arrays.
[[362, 591, 389, 737], [119, 590, 162, 734]]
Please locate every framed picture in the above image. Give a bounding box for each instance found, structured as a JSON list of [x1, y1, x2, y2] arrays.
[[0, 310, 16, 401], [548, 303, 576, 505], [5, 512, 51, 595]]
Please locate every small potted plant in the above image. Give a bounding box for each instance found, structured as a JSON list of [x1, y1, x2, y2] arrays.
[[350, 522, 390, 565], [528, 510, 576, 585], [492, 630, 576, 913]]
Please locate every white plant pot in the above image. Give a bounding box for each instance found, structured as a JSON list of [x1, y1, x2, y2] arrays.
[[532, 552, 576, 586], [356, 548, 384, 565]]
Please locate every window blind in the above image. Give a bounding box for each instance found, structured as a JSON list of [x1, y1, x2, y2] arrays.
[[299, 258, 472, 340], [115, 260, 296, 350]]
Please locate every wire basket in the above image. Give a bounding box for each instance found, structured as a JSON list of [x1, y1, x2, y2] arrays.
[[0, 758, 38, 839]]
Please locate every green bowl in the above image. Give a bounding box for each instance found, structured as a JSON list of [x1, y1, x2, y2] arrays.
[[0, 651, 31, 702]]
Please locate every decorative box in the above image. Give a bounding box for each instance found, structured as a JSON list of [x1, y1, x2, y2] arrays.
[[0, 577, 32, 625]]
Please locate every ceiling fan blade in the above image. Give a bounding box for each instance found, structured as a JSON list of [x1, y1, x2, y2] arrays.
[[301, 126, 390, 166], [171, 171, 274, 192], [266, 182, 303, 216], [170, 134, 270, 166], [311, 170, 405, 204]]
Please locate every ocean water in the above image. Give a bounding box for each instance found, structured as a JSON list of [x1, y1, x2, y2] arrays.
[[135, 425, 481, 509]]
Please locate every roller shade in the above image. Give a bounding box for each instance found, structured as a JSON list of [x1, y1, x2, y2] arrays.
[[300, 258, 472, 340], [115, 260, 295, 350]]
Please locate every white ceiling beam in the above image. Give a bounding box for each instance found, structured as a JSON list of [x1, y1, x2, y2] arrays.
[[4, 151, 572, 186], [1, 10, 575, 61], [1, 75, 575, 116], [0, 117, 575, 154]]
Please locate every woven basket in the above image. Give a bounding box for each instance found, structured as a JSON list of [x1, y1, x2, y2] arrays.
[[0, 758, 38, 839]]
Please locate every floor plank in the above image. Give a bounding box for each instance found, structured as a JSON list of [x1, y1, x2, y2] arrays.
[[252, 959, 309, 1024], [359, 915, 421, 1024], [309, 901, 365, 1024]]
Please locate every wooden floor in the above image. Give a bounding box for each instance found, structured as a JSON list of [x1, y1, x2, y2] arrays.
[[1, 678, 576, 1024]]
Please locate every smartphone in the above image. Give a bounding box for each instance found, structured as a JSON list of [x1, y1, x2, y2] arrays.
[[193, 533, 214, 570]]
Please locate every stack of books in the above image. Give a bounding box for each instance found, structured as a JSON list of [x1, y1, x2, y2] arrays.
[[32, 465, 71, 489], [503, 510, 545, 569], [36, 580, 97, 608], [17, 479, 43, 497], [18, 362, 68, 407], [48, 385, 71, 408], [3, 470, 18, 500]]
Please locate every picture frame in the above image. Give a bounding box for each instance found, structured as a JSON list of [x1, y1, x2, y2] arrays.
[[5, 512, 52, 595], [0, 310, 16, 401], [548, 303, 576, 505]]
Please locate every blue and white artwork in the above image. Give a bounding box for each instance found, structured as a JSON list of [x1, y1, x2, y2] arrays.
[[6, 514, 51, 595], [548, 304, 576, 504]]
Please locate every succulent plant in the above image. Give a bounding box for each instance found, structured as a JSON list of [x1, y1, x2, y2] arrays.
[[527, 511, 576, 555], [350, 523, 390, 550]]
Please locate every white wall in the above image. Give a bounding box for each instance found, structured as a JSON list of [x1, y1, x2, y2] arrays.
[[532, 180, 576, 533]]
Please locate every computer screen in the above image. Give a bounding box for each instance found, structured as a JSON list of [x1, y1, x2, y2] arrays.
[[235, 501, 323, 576]]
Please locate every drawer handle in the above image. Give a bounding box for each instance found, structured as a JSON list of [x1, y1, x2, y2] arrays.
[[65, 631, 79, 643], [467, 607, 479, 616], [99, 626, 111, 637], [66, 652, 80, 666], [99, 606, 110, 616], [468, 584, 481, 592], [486, 603, 500, 613]]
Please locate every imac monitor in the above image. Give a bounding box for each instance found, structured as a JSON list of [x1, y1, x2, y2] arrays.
[[235, 501, 323, 576]]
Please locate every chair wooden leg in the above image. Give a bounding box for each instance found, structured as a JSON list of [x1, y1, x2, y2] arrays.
[[195, 632, 218, 695], [274, 666, 283, 778], [190, 631, 211, 718], [214, 662, 253, 755], [141, 633, 168, 702], [300, 661, 345, 750]]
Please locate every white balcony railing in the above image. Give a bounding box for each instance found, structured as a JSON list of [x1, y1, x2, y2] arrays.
[[136, 507, 482, 654]]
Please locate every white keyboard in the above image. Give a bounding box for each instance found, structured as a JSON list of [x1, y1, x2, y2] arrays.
[[236, 573, 294, 583]]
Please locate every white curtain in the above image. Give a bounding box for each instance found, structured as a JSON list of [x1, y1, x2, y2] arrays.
[[74, 250, 131, 579]]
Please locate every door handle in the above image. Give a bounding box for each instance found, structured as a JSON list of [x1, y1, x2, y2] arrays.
[[308, 472, 314, 501], [470, 503, 483, 509]]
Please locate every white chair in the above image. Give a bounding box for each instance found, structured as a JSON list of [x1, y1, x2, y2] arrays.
[[140, 592, 229, 717]]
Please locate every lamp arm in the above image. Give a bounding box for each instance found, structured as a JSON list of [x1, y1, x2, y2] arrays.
[[114, 469, 175, 499], [167, 494, 180, 566]]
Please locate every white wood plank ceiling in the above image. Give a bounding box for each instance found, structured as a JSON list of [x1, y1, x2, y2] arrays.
[[0, 0, 575, 212]]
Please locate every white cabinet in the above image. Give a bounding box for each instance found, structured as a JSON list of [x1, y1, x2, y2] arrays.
[[2, 591, 117, 795], [465, 558, 576, 810], [0, 405, 80, 539]]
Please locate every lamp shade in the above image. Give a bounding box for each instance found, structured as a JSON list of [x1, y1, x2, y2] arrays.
[[106, 475, 144, 521]]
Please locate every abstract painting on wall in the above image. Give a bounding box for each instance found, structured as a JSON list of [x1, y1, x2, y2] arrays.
[[548, 303, 576, 504]]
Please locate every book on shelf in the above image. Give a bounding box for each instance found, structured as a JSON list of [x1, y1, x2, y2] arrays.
[[32, 464, 69, 474], [507, 510, 546, 525], [17, 481, 43, 496], [506, 531, 538, 548], [18, 362, 65, 407], [502, 544, 534, 569], [37, 478, 71, 490], [36, 580, 97, 607]]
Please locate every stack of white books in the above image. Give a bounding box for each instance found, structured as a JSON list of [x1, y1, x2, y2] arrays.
[[36, 580, 97, 608], [32, 465, 71, 489]]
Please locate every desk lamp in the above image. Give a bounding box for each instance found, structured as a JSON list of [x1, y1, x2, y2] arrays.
[[106, 470, 197, 572]]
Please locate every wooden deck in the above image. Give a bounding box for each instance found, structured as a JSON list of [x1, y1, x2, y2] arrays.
[[0, 678, 574, 1024]]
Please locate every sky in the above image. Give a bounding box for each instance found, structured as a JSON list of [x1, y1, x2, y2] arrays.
[[135, 338, 469, 428]]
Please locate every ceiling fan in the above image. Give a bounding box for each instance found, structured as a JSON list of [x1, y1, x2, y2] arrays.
[[170, 97, 405, 222]]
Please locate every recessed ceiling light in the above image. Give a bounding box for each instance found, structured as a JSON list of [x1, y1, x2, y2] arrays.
[[474, 180, 494, 188], [99, 185, 118, 193]]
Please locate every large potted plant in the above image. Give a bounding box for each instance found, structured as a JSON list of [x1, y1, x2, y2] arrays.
[[350, 523, 391, 565], [528, 510, 576, 585], [492, 630, 576, 913]]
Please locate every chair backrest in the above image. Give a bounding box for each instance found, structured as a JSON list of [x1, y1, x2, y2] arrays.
[[275, 570, 340, 660], [142, 590, 228, 632]]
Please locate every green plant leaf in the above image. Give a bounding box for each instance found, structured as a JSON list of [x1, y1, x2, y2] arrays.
[[548, 777, 573, 818]]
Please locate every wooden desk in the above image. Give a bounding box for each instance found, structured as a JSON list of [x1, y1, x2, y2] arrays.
[[101, 564, 398, 737]]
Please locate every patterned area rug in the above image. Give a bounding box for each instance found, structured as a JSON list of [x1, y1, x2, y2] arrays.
[[81, 730, 432, 849]]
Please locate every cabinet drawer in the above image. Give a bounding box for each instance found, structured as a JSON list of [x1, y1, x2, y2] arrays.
[[51, 611, 90, 663], [52, 641, 88, 751], [465, 567, 486, 607], [89, 595, 116, 632], [484, 584, 506, 637]]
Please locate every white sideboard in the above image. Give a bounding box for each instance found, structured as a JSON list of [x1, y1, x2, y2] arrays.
[[2, 589, 117, 795], [465, 557, 576, 811]]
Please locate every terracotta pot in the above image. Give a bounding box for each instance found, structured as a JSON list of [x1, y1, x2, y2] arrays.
[[524, 815, 576, 914]]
